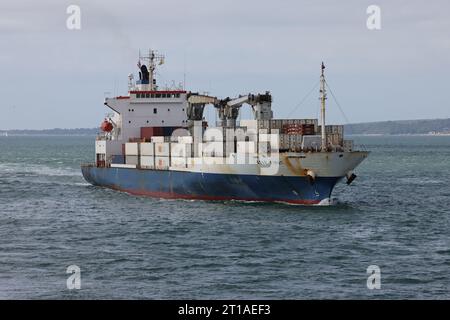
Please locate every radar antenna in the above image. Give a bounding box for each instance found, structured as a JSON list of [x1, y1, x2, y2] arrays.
[[138, 49, 165, 90]]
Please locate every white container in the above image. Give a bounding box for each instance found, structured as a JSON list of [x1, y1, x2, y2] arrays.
[[171, 157, 187, 168], [202, 142, 224, 157], [126, 155, 139, 165], [95, 140, 106, 154], [171, 143, 191, 157], [155, 156, 170, 170], [151, 136, 165, 143], [125, 143, 139, 156], [237, 141, 256, 154], [140, 142, 154, 156], [302, 135, 322, 150], [193, 143, 203, 157], [140, 155, 154, 168], [259, 133, 272, 142], [154, 142, 170, 156]]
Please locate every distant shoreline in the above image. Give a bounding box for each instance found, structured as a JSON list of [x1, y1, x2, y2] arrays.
[[1, 117, 450, 136]]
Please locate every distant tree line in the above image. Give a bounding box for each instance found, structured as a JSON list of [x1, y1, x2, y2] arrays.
[[344, 118, 450, 135], [2, 118, 450, 135]]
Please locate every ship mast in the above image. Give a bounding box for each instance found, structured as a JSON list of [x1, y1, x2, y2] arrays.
[[149, 49, 156, 90], [139, 49, 164, 90], [320, 62, 327, 152]]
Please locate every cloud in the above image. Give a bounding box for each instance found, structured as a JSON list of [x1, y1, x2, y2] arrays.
[[0, 0, 449, 128]]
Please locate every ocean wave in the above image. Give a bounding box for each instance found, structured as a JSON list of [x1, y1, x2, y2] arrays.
[[0, 163, 81, 177], [399, 177, 443, 185]]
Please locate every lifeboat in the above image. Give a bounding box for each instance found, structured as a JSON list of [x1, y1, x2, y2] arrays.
[[100, 120, 113, 132]]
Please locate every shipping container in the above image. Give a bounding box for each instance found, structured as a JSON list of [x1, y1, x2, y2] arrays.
[[327, 133, 343, 146], [223, 140, 235, 157], [193, 143, 203, 157], [171, 142, 191, 157], [258, 141, 276, 154], [260, 132, 280, 151], [237, 141, 256, 154], [140, 142, 154, 156], [154, 142, 170, 156], [125, 143, 139, 156], [203, 142, 224, 157], [140, 155, 154, 168], [317, 125, 344, 135], [302, 135, 322, 150], [151, 136, 165, 143], [126, 155, 139, 166], [171, 157, 187, 168], [155, 156, 170, 170], [95, 140, 106, 154], [278, 134, 290, 150], [283, 124, 315, 135], [287, 134, 303, 151]]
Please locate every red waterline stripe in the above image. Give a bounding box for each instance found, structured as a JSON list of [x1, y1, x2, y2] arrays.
[[108, 186, 320, 205]]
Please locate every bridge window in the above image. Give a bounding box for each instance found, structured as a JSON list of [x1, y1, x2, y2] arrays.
[[156, 94, 161, 98], [136, 93, 141, 98], [146, 93, 150, 98]]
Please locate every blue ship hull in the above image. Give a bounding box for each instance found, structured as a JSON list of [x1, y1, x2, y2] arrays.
[[81, 165, 342, 204]]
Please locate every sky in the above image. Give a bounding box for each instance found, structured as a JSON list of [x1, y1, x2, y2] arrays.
[[0, 0, 449, 129]]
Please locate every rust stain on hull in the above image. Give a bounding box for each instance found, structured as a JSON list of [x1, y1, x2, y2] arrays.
[[283, 154, 307, 176]]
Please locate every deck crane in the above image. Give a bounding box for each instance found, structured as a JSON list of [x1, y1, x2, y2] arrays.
[[215, 91, 273, 127]]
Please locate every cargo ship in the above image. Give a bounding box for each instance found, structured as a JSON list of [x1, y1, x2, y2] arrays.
[[81, 50, 369, 205]]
